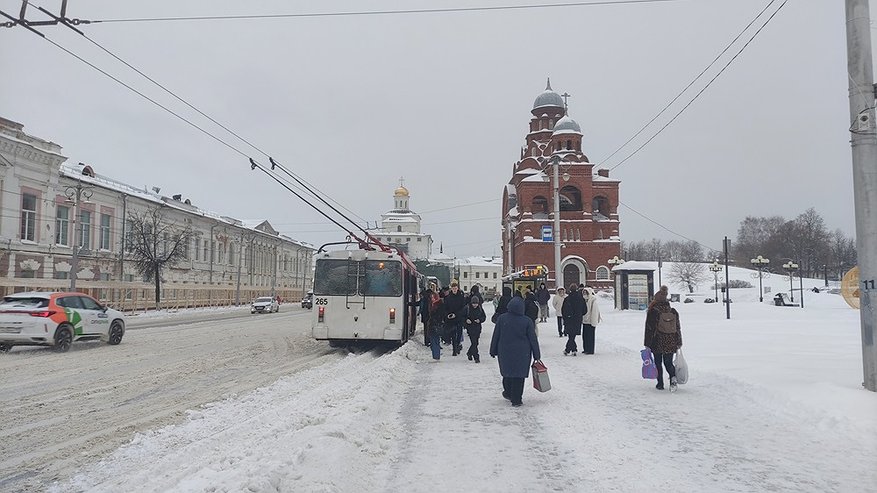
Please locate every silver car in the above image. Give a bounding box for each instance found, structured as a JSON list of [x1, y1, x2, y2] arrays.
[[251, 296, 279, 314]]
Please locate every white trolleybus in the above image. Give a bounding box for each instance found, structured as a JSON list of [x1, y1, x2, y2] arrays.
[[311, 247, 420, 346]]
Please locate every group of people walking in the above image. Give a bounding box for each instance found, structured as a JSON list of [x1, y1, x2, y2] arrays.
[[417, 279, 684, 405]]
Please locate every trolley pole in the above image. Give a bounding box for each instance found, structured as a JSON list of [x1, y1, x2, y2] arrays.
[[723, 237, 731, 320], [845, 0, 877, 391]]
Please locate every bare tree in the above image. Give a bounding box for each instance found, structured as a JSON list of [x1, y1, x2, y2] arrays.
[[669, 262, 708, 293], [126, 207, 197, 308]]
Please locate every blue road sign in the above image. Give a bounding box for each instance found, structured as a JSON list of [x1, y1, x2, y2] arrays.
[[542, 225, 553, 242]]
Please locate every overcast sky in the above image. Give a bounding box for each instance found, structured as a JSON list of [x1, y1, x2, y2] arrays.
[[0, 0, 864, 258]]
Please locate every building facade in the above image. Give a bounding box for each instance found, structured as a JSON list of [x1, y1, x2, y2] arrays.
[[0, 116, 313, 301], [377, 183, 432, 260], [457, 256, 503, 299], [501, 81, 621, 289]]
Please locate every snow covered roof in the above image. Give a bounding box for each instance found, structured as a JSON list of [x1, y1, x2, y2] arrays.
[[533, 79, 565, 110], [552, 115, 582, 135], [611, 261, 656, 272], [457, 256, 502, 268], [514, 168, 541, 175], [521, 172, 548, 183]]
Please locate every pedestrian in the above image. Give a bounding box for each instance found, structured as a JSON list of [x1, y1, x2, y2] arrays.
[[489, 297, 541, 407], [427, 292, 446, 360], [524, 289, 540, 324], [551, 287, 567, 337], [464, 295, 487, 362], [536, 283, 551, 322], [581, 287, 602, 354], [643, 285, 683, 391], [561, 284, 586, 355], [468, 285, 484, 306], [493, 286, 512, 323], [419, 284, 435, 346], [444, 281, 467, 356]]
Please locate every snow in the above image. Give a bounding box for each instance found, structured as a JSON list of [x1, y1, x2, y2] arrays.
[[47, 271, 876, 492]]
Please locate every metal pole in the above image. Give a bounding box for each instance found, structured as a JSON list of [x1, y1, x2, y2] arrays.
[[799, 267, 805, 309], [789, 269, 795, 302], [758, 268, 764, 303], [723, 237, 731, 320], [234, 232, 244, 305], [846, 0, 877, 391], [552, 156, 562, 290]]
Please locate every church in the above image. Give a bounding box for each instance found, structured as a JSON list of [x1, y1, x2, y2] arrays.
[[377, 181, 433, 260], [501, 80, 621, 289]]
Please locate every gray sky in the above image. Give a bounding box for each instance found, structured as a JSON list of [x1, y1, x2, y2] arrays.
[[0, 0, 862, 258]]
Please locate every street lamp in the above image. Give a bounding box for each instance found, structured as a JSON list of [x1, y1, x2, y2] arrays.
[[65, 180, 94, 291], [608, 255, 625, 309], [750, 255, 770, 303], [782, 260, 799, 302], [709, 259, 723, 303]]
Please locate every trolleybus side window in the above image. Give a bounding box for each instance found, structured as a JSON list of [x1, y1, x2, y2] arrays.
[[362, 260, 402, 297], [313, 260, 356, 295]]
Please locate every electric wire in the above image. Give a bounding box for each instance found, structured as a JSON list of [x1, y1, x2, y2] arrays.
[[618, 200, 719, 253], [90, 0, 686, 24], [607, 0, 788, 172], [30, 3, 369, 226], [598, 0, 777, 168]]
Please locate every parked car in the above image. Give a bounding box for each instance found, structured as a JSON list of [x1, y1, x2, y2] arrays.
[[0, 291, 125, 353], [301, 293, 313, 309], [251, 296, 279, 314]]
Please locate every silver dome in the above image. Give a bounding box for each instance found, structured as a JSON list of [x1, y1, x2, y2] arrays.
[[532, 78, 565, 110], [552, 115, 582, 135]]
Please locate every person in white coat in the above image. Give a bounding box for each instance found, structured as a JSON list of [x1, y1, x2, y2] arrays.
[[551, 287, 567, 338], [581, 287, 602, 354]]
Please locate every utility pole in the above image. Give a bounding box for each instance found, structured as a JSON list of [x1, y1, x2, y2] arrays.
[[552, 155, 562, 290], [845, 0, 877, 391], [723, 236, 731, 320], [65, 180, 93, 291]]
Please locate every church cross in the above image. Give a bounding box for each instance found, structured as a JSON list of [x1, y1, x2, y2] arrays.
[[561, 92, 571, 114], [399, 176, 405, 187]]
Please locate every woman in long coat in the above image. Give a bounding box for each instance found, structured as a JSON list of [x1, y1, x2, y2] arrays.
[[492, 286, 512, 323], [489, 297, 541, 407], [581, 287, 602, 354], [561, 284, 586, 355], [643, 286, 683, 391]]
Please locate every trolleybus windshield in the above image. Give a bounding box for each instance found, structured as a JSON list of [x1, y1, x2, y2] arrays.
[[314, 259, 402, 297]]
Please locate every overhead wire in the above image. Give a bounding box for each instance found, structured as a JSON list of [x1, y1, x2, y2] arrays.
[[90, 0, 686, 24], [618, 200, 719, 253], [29, 4, 369, 226], [598, 0, 778, 167], [607, 0, 788, 172]]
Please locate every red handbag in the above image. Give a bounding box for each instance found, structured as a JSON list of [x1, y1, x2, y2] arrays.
[[531, 360, 551, 392]]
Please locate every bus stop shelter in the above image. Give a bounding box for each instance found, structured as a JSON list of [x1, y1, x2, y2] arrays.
[[611, 262, 656, 310]]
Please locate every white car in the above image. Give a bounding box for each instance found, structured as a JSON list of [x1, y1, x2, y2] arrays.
[[0, 291, 126, 353], [251, 296, 279, 314]]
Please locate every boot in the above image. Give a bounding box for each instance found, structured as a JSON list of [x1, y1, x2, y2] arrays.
[[669, 377, 678, 392], [656, 382, 665, 390], [474, 354, 480, 363]]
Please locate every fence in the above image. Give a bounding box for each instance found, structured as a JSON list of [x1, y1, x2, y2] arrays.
[[0, 279, 305, 314]]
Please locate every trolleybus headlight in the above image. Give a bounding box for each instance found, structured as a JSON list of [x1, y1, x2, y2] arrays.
[[318, 306, 325, 323], [389, 308, 396, 324]]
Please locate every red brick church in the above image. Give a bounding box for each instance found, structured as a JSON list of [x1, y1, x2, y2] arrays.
[[501, 80, 621, 289]]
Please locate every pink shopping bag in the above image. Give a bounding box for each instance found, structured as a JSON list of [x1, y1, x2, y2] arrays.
[[532, 360, 551, 392]]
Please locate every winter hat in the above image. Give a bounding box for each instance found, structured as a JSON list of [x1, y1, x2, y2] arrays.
[[654, 285, 669, 302]]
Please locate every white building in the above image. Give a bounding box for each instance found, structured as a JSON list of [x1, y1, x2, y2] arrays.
[[0, 116, 313, 299], [457, 256, 503, 298], [377, 183, 432, 260]]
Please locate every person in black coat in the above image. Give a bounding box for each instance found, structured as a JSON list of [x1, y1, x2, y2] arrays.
[[561, 284, 587, 355], [467, 285, 484, 306], [493, 286, 512, 323], [524, 290, 540, 324], [489, 297, 541, 407], [419, 285, 435, 346], [536, 283, 551, 322], [464, 296, 487, 363], [443, 281, 467, 356]]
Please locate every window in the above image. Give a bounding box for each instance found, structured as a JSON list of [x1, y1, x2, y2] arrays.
[[203, 240, 208, 261], [531, 196, 549, 215], [406, 237, 410, 242], [493, 272, 498, 279], [417, 237, 422, 242], [79, 210, 91, 250], [125, 220, 135, 253], [566, 139, 572, 150], [397, 226, 402, 232], [53, 271, 69, 279], [79, 296, 103, 310], [56, 296, 84, 309], [475, 272, 480, 279], [559, 186, 582, 211], [596, 266, 610, 280], [463, 272, 468, 278], [99, 213, 111, 250], [20, 270, 36, 279], [56, 206, 70, 245], [20, 193, 37, 241]]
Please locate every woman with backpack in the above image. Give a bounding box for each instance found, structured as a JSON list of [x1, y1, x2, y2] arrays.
[[643, 285, 683, 391], [464, 296, 487, 363]]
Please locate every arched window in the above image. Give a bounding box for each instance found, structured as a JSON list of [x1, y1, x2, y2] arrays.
[[531, 196, 549, 216], [596, 266, 610, 280], [566, 140, 572, 150], [592, 196, 610, 219], [559, 186, 582, 211], [397, 226, 402, 232]]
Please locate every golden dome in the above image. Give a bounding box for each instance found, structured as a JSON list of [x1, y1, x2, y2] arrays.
[[394, 186, 410, 197]]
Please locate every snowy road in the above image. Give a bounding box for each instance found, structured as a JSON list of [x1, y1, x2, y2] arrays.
[[44, 293, 877, 493], [0, 307, 336, 492]]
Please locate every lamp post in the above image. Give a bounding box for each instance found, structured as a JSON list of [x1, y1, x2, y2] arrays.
[[65, 180, 94, 291], [608, 255, 624, 309], [783, 260, 799, 302], [709, 259, 723, 304], [750, 255, 770, 303]]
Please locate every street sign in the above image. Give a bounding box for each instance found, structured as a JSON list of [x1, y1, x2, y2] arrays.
[[541, 225, 552, 242]]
